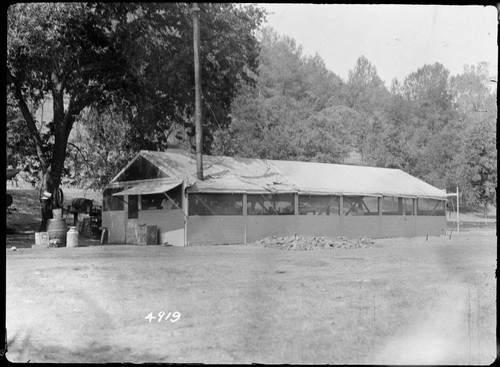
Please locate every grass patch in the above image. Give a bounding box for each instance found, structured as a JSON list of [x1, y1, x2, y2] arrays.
[[5, 230, 496, 364]]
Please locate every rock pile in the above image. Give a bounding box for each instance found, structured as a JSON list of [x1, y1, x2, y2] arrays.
[[253, 235, 378, 250]]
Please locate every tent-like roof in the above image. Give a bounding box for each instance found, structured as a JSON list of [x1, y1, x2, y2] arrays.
[[112, 179, 182, 196], [110, 150, 446, 200]]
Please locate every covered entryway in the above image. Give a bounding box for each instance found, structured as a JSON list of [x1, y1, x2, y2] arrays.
[[112, 179, 185, 246]]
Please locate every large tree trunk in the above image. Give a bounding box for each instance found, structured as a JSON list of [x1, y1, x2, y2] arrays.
[[38, 169, 56, 232], [38, 141, 68, 231], [9, 71, 77, 233], [38, 86, 72, 232], [39, 197, 53, 232]]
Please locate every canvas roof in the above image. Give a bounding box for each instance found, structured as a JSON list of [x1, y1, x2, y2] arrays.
[[112, 179, 182, 196], [270, 160, 446, 199], [110, 150, 446, 200]]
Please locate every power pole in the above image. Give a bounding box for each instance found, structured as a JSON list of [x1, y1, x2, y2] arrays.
[[193, 2, 203, 180]]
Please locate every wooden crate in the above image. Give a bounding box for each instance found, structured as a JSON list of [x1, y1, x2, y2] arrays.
[[34, 232, 49, 248]]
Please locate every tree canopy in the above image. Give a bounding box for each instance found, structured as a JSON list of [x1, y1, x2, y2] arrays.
[[221, 28, 496, 212], [7, 2, 265, 228]]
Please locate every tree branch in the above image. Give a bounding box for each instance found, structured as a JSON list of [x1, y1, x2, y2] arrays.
[[7, 70, 49, 170], [67, 142, 94, 172]]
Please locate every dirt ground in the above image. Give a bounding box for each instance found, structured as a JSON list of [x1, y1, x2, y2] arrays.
[[4, 227, 496, 364]]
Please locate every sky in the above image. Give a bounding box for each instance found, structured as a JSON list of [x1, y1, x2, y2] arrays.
[[259, 4, 498, 85]]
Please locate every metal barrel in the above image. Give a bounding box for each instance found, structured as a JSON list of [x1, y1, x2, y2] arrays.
[[71, 198, 93, 213]]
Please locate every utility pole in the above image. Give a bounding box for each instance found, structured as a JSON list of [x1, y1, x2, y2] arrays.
[[193, 2, 203, 180]]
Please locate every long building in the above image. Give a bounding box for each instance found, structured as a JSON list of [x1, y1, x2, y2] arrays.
[[102, 149, 447, 246]]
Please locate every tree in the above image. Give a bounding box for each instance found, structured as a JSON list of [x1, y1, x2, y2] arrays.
[[299, 105, 363, 163], [7, 3, 265, 230], [6, 102, 41, 186], [224, 27, 345, 161], [450, 62, 494, 116], [450, 63, 497, 213], [65, 106, 136, 190], [121, 3, 265, 153], [401, 63, 454, 132], [7, 3, 138, 230], [343, 55, 389, 116], [459, 118, 497, 217]]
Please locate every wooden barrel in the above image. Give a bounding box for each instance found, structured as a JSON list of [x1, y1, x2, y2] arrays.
[[47, 218, 67, 247]]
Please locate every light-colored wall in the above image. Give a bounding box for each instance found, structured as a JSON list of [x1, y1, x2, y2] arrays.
[[102, 210, 126, 243], [139, 209, 185, 246], [296, 215, 341, 237], [103, 208, 184, 245], [188, 213, 446, 244], [381, 216, 416, 238], [139, 209, 184, 232], [416, 216, 447, 237], [342, 216, 382, 238], [246, 216, 296, 242], [187, 216, 245, 245]]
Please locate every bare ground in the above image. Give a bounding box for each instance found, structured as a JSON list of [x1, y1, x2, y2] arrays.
[[4, 228, 496, 364]]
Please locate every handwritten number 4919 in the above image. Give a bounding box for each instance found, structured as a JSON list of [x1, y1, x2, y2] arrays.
[[145, 311, 181, 323]]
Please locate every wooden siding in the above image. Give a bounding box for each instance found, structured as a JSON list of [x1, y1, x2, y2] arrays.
[[126, 219, 139, 244], [187, 216, 245, 245], [381, 216, 416, 238], [297, 216, 341, 237], [138, 209, 184, 232], [102, 211, 126, 243], [416, 216, 447, 237], [246, 216, 296, 242], [342, 216, 382, 238], [138, 209, 185, 246]]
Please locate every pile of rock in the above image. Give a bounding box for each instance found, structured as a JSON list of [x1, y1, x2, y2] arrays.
[[253, 235, 378, 251]]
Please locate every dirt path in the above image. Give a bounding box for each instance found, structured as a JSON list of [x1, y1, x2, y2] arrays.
[[371, 283, 493, 365]]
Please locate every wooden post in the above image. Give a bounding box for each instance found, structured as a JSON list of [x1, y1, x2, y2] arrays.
[[456, 186, 460, 236], [193, 3, 203, 181], [339, 195, 343, 236], [378, 197, 382, 238], [243, 193, 247, 244], [294, 193, 299, 237], [184, 190, 189, 246]]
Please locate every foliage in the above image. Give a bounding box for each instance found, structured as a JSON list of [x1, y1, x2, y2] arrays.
[[225, 28, 496, 213], [7, 2, 266, 228], [118, 3, 266, 153], [300, 105, 365, 163], [459, 119, 497, 212], [220, 27, 345, 161], [344, 55, 390, 115], [65, 106, 136, 190], [7, 4, 139, 191], [6, 104, 42, 186]]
